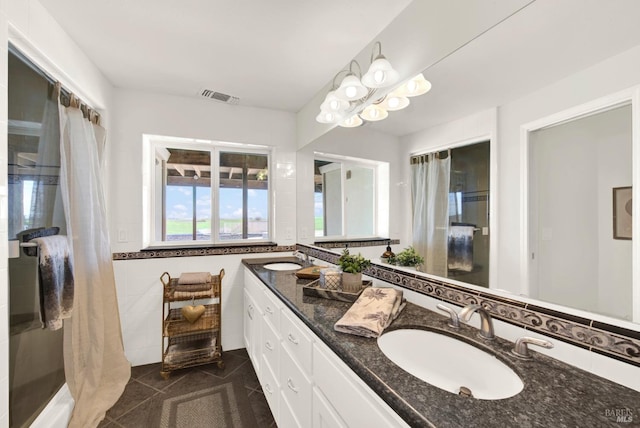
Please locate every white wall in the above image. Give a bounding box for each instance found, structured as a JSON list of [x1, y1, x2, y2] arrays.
[[109, 89, 298, 365], [110, 89, 297, 252]]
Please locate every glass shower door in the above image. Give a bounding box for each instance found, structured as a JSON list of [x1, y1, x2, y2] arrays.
[[8, 49, 66, 428]]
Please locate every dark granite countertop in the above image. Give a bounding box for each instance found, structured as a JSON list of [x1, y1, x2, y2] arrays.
[[243, 257, 640, 428]]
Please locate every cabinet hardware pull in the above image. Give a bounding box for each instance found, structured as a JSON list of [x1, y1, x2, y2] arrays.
[[264, 384, 273, 394], [247, 307, 253, 320], [265, 341, 273, 350], [287, 378, 299, 393], [287, 333, 299, 345], [265, 306, 274, 314]]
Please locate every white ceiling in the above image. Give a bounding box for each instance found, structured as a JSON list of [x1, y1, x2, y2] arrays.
[[38, 0, 412, 112], [368, 0, 640, 136], [37, 0, 640, 138]]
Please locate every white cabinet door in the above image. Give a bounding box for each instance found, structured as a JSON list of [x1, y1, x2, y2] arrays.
[[313, 342, 409, 428], [243, 290, 261, 378], [312, 387, 347, 428]]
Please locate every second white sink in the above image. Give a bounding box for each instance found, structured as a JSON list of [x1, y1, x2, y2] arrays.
[[377, 329, 523, 400], [263, 262, 302, 271]]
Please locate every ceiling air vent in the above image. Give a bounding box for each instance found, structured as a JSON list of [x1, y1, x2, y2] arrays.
[[199, 88, 240, 105]]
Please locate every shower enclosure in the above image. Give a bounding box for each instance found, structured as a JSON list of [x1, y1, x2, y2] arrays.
[[8, 48, 66, 427]]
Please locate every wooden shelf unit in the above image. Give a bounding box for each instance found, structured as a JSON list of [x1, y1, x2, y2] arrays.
[[160, 269, 224, 378]]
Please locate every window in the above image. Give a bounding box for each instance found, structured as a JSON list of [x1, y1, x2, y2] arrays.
[[314, 154, 386, 239], [145, 136, 271, 246]]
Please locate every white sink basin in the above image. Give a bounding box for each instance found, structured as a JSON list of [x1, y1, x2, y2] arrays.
[[378, 329, 523, 400], [263, 262, 302, 271]]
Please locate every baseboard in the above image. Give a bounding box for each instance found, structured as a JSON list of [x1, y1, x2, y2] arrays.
[[30, 383, 74, 428]]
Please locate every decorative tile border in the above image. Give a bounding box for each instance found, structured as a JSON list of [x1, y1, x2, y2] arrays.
[[313, 238, 400, 249], [298, 243, 640, 367], [113, 244, 296, 260]]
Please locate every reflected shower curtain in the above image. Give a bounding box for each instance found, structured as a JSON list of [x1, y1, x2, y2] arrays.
[[411, 153, 450, 277], [28, 84, 62, 230], [58, 102, 130, 427]]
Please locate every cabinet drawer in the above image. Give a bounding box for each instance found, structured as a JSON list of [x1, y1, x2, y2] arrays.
[[280, 346, 311, 428], [281, 309, 313, 375], [260, 354, 279, 424], [262, 318, 280, 379], [263, 289, 282, 330]]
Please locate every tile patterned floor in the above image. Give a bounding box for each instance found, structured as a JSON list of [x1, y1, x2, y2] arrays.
[[98, 349, 276, 427]]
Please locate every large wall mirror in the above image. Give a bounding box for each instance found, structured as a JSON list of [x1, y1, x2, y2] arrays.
[[522, 96, 639, 323], [297, 0, 640, 330]]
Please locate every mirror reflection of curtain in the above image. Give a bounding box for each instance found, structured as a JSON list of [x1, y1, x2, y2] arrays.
[[58, 101, 130, 427], [411, 152, 450, 276], [28, 84, 62, 230]]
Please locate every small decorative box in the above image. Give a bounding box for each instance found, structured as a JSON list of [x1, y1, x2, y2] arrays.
[[303, 279, 372, 302], [319, 268, 341, 290]]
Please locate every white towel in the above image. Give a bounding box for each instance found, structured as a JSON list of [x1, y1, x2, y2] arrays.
[[334, 288, 406, 338], [31, 235, 74, 330]]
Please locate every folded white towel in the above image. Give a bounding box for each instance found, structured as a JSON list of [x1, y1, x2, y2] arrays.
[[177, 272, 211, 285], [334, 288, 406, 338]]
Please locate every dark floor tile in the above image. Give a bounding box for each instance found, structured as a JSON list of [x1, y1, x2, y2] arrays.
[[96, 417, 113, 428], [106, 379, 158, 420], [227, 348, 250, 360], [135, 365, 192, 391], [248, 390, 276, 427], [198, 352, 249, 379], [130, 363, 160, 380], [162, 368, 231, 396], [239, 362, 261, 391], [111, 395, 157, 428]]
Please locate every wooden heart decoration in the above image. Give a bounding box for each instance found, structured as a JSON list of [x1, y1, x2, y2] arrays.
[[181, 304, 205, 323]]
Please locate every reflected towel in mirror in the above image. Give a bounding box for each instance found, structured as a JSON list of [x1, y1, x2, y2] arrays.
[[448, 225, 474, 272]]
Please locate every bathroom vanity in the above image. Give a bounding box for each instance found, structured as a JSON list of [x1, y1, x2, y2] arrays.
[[243, 257, 640, 427]]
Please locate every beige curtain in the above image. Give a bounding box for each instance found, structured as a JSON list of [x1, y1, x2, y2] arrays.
[[58, 101, 130, 427]]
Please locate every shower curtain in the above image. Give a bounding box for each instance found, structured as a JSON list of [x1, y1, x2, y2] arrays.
[[58, 99, 130, 427], [411, 152, 451, 277]]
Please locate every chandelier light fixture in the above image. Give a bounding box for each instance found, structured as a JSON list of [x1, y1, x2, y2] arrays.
[[316, 41, 432, 127]]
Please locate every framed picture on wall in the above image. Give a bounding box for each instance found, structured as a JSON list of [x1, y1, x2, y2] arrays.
[[613, 186, 632, 240]]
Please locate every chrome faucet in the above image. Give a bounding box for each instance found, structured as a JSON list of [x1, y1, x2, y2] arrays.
[[459, 304, 495, 340], [512, 336, 553, 359], [436, 304, 460, 329], [293, 250, 309, 263]]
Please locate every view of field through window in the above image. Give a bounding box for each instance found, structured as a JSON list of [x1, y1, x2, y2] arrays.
[[159, 148, 269, 242]]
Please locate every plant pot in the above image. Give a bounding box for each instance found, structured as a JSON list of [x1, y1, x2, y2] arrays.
[[341, 272, 362, 293]]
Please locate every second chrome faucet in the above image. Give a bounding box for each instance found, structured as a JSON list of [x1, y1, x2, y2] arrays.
[[458, 304, 495, 340]]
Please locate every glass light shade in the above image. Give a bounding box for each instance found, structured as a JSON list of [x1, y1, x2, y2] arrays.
[[335, 74, 368, 101], [339, 115, 363, 128], [381, 93, 410, 111], [359, 104, 388, 122], [316, 110, 343, 124], [361, 56, 399, 89], [396, 73, 432, 97], [320, 91, 349, 113]]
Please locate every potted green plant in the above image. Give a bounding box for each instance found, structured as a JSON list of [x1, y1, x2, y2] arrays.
[[394, 246, 424, 270], [338, 249, 371, 292]]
